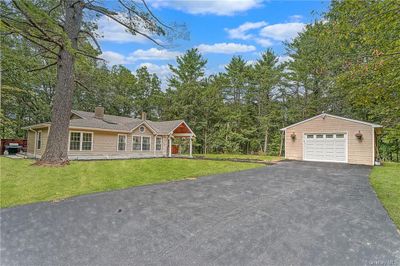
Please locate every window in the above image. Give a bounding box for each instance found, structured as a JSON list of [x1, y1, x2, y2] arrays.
[[36, 131, 42, 150], [118, 135, 126, 151], [69, 132, 81, 150], [142, 137, 150, 151], [69, 132, 93, 151], [139, 126, 145, 133], [306, 135, 314, 139], [316, 134, 324, 139], [132, 136, 141, 150], [326, 134, 334, 138], [82, 133, 92, 150], [156, 137, 162, 151], [336, 134, 344, 138]]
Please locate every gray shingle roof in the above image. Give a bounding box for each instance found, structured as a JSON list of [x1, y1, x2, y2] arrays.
[[23, 110, 191, 135]]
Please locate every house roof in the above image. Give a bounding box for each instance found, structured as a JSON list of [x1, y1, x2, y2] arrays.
[[23, 110, 194, 136], [280, 113, 382, 131]]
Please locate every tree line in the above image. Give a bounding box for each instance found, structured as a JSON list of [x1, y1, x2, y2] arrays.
[[1, 0, 399, 161]]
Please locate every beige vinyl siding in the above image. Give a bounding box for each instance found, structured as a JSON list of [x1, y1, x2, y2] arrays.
[[67, 124, 169, 157], [27, 131, 35, 154], [284, 115, 373, 165]]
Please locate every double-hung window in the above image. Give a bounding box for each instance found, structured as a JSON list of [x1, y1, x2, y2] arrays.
[[132, 136, 141, 151], [69, 132, 81, 151], [36, 131, 42, 150], [142, 137, 150, 151], [156, 137, 162, 151], [118, 135, 127, 151], [82, 133, 92, 150], [69, 132, 93, 151]]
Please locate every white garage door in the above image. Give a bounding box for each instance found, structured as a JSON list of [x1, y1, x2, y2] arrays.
[[304, 133, 347, 163]]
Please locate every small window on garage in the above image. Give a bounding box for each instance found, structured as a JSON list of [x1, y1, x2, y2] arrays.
[[326, 134, 334, 138], [307, 135, 314, 139], [316, 134, 323, 138], [336, 134, 344, 138]]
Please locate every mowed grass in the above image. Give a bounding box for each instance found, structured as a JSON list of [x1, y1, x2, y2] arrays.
[[0, 157, 262, 208], [370, 162, 400, 229], [195, 153, 282, 162]]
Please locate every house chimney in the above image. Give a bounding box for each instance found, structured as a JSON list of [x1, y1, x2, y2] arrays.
[[95, 107, 104, 119], [141, 112, 147, 120]]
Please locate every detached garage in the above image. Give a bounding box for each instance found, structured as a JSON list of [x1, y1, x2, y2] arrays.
[[281, 113, 382, 166]]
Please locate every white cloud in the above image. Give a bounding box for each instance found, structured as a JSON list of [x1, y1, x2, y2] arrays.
[[149, 0, 262, 16], [289, 15, 303, 22], [127, 48, 181, 61], [100, 48, 180, 66], [197, 43, 256, 54], [96, 15, 149, 43], [255, 38, 273, 47], [260, 22, 305, 41], [225, 21, 267, 40], [137, 63, 172, 89], [277, 55, 293, 65], [100, 51, 127, 65]]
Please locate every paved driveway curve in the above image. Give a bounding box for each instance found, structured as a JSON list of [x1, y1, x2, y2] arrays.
[[1, 161, 399, 265]]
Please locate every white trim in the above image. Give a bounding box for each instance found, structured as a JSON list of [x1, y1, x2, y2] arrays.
[[302, 132, 348, 163], [130, 121, 157, 134], [372, 127, 375, 165], [69, 127, 129, 133], [68, 131, 94, 151], [117, 134, 127, 151], [168, 121, 196, 137], [281, 113, 382, 131]]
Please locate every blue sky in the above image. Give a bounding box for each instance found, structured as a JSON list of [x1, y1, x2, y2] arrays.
[[98, 0, 330, 85]]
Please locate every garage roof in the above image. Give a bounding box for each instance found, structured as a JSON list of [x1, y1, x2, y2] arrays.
[[280, 113, 382, 131]]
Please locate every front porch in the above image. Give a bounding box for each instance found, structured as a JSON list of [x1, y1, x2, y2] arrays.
[[167, 122, 195, 158]]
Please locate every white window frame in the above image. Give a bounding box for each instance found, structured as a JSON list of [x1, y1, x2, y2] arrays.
[[156, 136, 162, 151], [142, 136, 151, 151], [68, 131, 93, 151], [117, 134, 127, 151], [36, 130, 42, 150], [132, 135, 152, 151], [81, 132, 93, 151], [132, 135, 142, 151]]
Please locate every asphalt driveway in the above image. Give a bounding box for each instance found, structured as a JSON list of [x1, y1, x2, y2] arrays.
[[1, 161, 399, 265]]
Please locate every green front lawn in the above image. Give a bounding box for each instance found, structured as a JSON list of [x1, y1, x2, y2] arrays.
[[370, 162, 400, 229], [194, 153, 282, 162], [0, 157, 262, 208]]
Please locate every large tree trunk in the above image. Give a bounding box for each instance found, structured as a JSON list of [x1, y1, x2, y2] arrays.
[[38, 0, 83, 165]]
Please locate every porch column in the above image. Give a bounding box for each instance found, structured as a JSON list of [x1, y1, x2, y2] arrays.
[[189, 136, 192, 157], [168, 136, 172, 157]]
